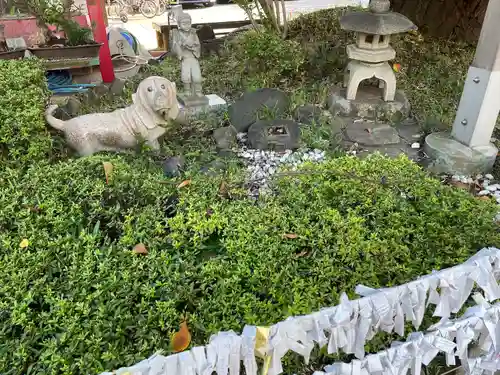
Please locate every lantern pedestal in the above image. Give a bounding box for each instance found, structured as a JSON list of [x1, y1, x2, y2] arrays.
[[327, 86, 410, 123]]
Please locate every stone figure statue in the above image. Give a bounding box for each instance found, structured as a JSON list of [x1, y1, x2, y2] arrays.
[[45, 76, 180, 156], [171, 12, 206, 103]]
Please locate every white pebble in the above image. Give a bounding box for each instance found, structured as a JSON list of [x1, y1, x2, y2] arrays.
[[460, 176, 468, 184], [476, 174, 483, 180], [478, 190, 491, 196], [486, 174, 494, 180], [496, 197, 500, 204], [411, 142, 420, 149], [487, 185, 498, 192], [467, 177, 474, 184], [483, 180, 490, 187], [451, 175, 460, 181]]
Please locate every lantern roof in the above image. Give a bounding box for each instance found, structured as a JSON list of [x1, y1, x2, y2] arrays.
[[340, 0, 417, 36]]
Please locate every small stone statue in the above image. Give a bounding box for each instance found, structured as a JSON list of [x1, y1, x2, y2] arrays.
[[45, 76, 180, 156], [171, 12, 207, 105]]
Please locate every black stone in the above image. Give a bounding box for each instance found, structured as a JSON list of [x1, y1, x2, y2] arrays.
[[163, 156, 185, 177], [212, 126, 237, 150], [247, 119, 300, 151], [228, 88, 290, 132], [293, 104, 323, 125]]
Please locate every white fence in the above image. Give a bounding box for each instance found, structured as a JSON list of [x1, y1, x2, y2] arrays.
[[100, 247, 500, 375]]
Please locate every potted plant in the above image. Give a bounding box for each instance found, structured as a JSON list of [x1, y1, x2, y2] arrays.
[[14, 0, 102, 60], [0, 24, 26, 60]]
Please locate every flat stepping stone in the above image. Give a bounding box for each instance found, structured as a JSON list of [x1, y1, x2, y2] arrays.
[[345, 121, 400, 146]]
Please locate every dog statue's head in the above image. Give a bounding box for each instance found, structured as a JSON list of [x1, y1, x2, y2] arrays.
[[132, 76, 180, 129]]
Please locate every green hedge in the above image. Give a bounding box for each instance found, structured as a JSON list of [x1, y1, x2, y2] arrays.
[[1, 154, 499, 374], [0, 59, 52, 165]]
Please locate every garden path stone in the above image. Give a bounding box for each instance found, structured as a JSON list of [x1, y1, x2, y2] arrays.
[[394, 118, 423, 142], [247, 119, 300, 151], [163, 156, 185, 177], [228, 88, 290, 132], [345, 121, 400, 146]]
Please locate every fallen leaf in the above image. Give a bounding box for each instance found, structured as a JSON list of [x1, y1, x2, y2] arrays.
[[19, 238, 29, 248], [450, 181, 470, 190], [295, 250, 309, 257], [219, 181, 230, 199], [133, 243, 148, 255], [477, 196, 491, 201], [364, 128, 372, 134], [282, 233, 298, 239], [172, 320, 191, 353], [103, 162, 113, 184], [177, 180, 191, 189], [393, 63, 401, 72]]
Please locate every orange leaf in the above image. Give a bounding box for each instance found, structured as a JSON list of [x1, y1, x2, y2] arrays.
[[219, 181, 230, 199], [103, 162, 113, 184], [282, 233, 298, 239], [450, 181, 470, 190], [177, 180, 191, 189], [477, 196, 491, 201], [172, 321, 191, 353], [295, 250, 309, 257], [133, 243, 148, 255], [392, 63, 401, 72]]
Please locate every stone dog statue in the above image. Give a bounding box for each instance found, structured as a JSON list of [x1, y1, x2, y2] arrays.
[[45, 76, 180, 156]]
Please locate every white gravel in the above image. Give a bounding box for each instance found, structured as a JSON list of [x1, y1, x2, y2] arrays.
[[236, 147, 326, 196], [450, 174, 500, 222]]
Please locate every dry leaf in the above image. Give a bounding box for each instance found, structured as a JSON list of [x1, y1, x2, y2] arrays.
[[282, 233, 298, 239], [172, 321, 191, 353], [103, 162, 113, 184], [451, 181, 470, 190], [477, 196, 491, 201], [219, 181, 230, 199], [19, 238, 29, 248], [295, 250, 309, 257], [132, 243, 148, 255], [177, 180, 191, 189], [393, 63, 401, 72]]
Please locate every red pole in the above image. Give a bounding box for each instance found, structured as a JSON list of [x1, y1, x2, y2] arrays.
[[87, 0, 115, 83]]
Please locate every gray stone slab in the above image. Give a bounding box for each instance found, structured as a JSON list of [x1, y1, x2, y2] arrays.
[[327, 86, 410, 122], [345, 120, 401, 146], [394, 118, 423, 143]]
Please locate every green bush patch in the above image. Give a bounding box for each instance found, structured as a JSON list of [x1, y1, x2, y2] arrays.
[[1, 154, 499, 374], [0, 59, 52, 166]]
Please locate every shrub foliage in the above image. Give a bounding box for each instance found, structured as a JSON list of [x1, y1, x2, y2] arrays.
[[0, 59, 52, 165], [1, 154, 499, 374]]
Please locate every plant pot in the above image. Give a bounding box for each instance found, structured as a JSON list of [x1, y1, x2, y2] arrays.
[[0, 49, 26, 60], [28, 43, 103, 60]]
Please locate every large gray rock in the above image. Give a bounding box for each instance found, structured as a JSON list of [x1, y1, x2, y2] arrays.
[[228, 88, 290, 132], [327, 86, 410, 123], [247, 119, 300, 151]]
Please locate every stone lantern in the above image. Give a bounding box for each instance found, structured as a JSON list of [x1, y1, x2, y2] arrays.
[[340, 0, 416, 101]]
